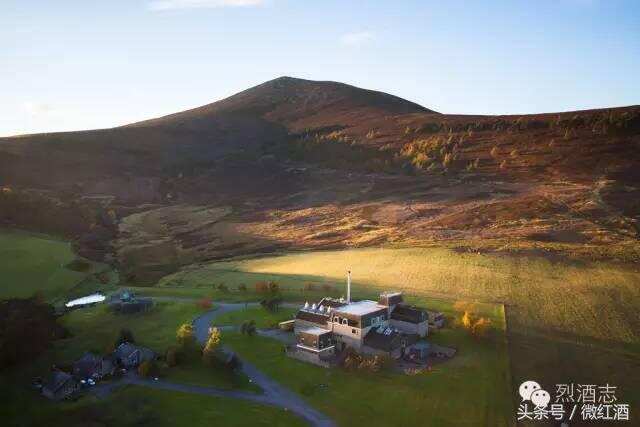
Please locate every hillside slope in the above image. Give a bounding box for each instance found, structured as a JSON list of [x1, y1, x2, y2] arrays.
[[1, 77, 639, 280]]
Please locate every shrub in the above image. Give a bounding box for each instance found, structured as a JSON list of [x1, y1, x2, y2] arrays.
[[240, 320, 256, 336], [510, 149, 519, 158], [138, 360, 151, 377], [255, 281, 269, 293], [268, 281, 280, 294], [197, 298, 212, 310], [490, 146, 499, 157], [165, 346, 181, 367], [217, 283, 229, 293], [138, 360, 156, 377], [261, 296, 283, 312], [548, 139, 555, 149], [499, 160, 508, 170], [238, 283, 247, 292]]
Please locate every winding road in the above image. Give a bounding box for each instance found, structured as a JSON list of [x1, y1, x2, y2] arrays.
[[192, 303, 334, 427], [95, 299, 334, 427]]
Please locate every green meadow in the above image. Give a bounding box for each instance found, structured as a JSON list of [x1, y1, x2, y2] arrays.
[[217, 299, 512, 427], [160, 247, 640, 416], [0, 230, 86, 299]]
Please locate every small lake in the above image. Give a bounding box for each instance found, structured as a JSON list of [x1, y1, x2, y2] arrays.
[[65, 293, 106, 308]]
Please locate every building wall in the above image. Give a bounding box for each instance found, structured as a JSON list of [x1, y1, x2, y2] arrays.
[[389, 319, 428, 337]]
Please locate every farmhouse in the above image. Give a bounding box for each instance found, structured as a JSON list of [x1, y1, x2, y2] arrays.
[[41, 369, 78, 400], [113, 342, 156, 369], [292, 272, 435, 365], [72, 352, 115, 381], [108, 290, 153, 314]]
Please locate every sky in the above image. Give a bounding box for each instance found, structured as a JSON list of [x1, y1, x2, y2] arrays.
[[1, 0, 639, 136]]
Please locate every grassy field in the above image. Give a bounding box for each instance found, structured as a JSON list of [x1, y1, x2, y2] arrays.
[[158, 247, 640, 417], [55, 301, 204, 358], [167, 248, 640, 346], [2, 384, 303, 427], [0, 300, 267, 425], [0, 230, 100, 300], [214, 306, 298, 328], [220, 298, 512, 426]]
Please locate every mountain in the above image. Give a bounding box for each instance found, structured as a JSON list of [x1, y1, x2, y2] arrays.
[[1, 77, 639, 282], [0, 77, 432, 188]]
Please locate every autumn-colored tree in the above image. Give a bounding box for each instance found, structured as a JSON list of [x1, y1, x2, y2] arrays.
[[461, 311, 491, 338], [197, 298, 212, 310], [138, 360, 153, 377], [461, 311, 474, 329], [202, 327, 221, 366], [471, 317, 492, 337], [176, 323, 195, 347]]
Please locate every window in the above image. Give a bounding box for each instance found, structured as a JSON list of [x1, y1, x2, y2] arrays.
[[352, 328, 357, 334], [333, 316, 339, 323], [342, 318, 348, 325]]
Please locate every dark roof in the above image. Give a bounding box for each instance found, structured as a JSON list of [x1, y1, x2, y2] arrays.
[[43, 370, 73, 393], [379, 292, 404, 306], [114, 342, 155, 359], [295, 309, 330, 325], [390, 304, 427, 324], [73, 352, 101, 377], [363, 329, 402, 351], [317, 297, 347, 309]]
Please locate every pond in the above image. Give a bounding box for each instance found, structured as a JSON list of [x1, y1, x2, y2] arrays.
[[65, 293, 106, 308]]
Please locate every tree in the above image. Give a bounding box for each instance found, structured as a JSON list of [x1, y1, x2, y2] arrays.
[[260, 296, 282, 313], [176, 323, 195, 347], [0, 298, 66, 369], [461, 311, 474, 329], [461, 311, 491, 338], [138, 360, 154, 377], [202, 327, 221, 366], [240, 320, 256, 336], [471, 317, 492, 338], [165, 346, 181, 367], [255, 281, 269, 293], [197, 298, 212, 310]]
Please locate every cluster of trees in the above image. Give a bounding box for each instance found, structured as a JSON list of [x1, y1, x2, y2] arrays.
[[0, 297, 67, 369], [165, 323, 240, 372], [303, 283, 335, 293], [0, 188, 116, 257], [454, 301, 492, 338], [260, 296, 283, 313], [254, 281, 280, 294]]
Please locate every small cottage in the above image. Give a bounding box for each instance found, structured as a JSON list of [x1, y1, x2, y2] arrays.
[[72, 352, 115, 380], [113, 343, 155, 369], [41, 370, 78, 400], [108, 290, 153, 314]]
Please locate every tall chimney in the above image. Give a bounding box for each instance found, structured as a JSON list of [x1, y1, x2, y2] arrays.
[[347, 270, 351, 303]]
